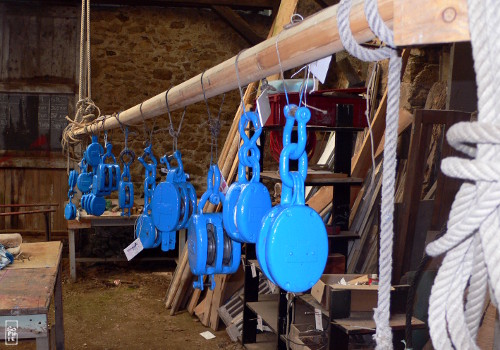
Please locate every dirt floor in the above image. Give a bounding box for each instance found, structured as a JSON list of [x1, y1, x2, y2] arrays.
[[16, 260, 244, 350]]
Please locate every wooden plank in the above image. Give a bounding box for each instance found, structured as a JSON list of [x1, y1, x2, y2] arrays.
[[209, 274, 228, 330], [187, 286, 203, 315], [0, 268, 58, 316], [351, 49, 410, 179], [6, 241, 62, 269], [332, 312, 425, 334], [394, 0, 469, 46], [0, 153, 67, 169], [393, 111, 429, 281], [165, 244, 188, 308], [374, 108, 413, 157], [306, 186, 333, 213], [246, 294, 279, 332], [212, 6, 264, 45], [261, 171, 362, 185], [170, 255, 193, 315]]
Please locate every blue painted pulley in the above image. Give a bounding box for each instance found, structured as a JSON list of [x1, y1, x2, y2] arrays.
[[94, 142, 120, 196], [64, 202, 77, 220], [85, 135, 104, 168], [118, 149, 135, 217], [136, 144, 160, 249], [77, 155, 93, 193], [89, 195, 106, 216], [64, 169, 78, 220], [256, 105, 328, 293], [152, 151, 197, 252], [188, 164, 241, 291], [223, 111, 271, 243]]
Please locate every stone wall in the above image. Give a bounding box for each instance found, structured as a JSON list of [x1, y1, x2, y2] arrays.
[[89, 6, 272, 195]]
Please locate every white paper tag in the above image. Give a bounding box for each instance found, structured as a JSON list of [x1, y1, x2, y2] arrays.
[[257, 315, 263, 331], [314, 308, 323, 331], [124, 238, 143, 261], [309, 56, 332, 84], [257, 89, 272, 127], [200, 331, 216, 340], [251, 263, 257, 278], [219, 173, 229, 195]]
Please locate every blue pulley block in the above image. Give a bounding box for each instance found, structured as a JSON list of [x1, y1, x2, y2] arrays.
[[223, 111, 271, 243], [118, 149, 135, 217], [177, 182, 197, 230], [92, 172, 111, 197], [151, 181, 180, 232], [136, 144, 160, 249], [64, 202, 76, 220], [257, 105, 328, 293], [85, 135, 104, 167], [188, 164, 241, 291], [68, 170, 78, 188], [77, 156, 93, 193], [91, 194, 106, 216], [77, 173, 93, 193], [94, 142, 120, 195], [136, 213, 159, 249]]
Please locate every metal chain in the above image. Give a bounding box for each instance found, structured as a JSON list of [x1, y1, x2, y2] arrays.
[[279, 106, 310, 205]]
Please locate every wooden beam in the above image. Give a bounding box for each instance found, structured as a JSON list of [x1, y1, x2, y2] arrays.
[[212, 6, 265, 45], [394, 0, 469, 45], [3, 0, 276, 10], [75, 0, 473, 137]]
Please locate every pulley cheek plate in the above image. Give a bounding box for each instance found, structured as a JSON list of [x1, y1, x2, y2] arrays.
[[236, 183, 272, 243], [176, 183, 188, 230], [187, 215, 209, 275], [256, 206, 281, 285], [266, 206, 328, 293], [90, 195, 106, 216], [77, 173, 93, 193], [137, 214, 158, 249], [151, 182, 181, 231], [222, 182, 243, 240], [118, 182, 134, 208], [64, 202, 76, 220]]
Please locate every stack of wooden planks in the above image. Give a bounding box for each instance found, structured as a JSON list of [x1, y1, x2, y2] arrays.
[[164, 0, 299, 330]]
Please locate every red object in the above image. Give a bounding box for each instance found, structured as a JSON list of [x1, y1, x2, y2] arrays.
[[264, 88, 367, 128]]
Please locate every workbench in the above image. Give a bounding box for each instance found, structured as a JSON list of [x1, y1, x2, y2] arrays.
[[0, 241, 64, 349], [67, 212, 180, 282]]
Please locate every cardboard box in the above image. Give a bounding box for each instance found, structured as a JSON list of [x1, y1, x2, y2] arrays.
[[311, 274, 382, 313]]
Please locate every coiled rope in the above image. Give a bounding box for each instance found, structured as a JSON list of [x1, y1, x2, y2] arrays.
[[337, 0, 402, 348], [425, 0, 500, 349]]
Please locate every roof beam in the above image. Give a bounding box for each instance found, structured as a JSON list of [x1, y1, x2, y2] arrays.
[[0, 0, 277, 10], [212, 5, 265, 45]]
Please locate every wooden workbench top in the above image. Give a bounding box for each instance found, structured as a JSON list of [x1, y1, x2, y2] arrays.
[[0, 241, 62, 316]]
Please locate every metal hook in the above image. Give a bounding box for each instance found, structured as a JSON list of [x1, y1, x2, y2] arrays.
[[235, 49, 247, 113], [140, 103, 153, 146], [275, 31, 290, 105], [200, 70, 212, 121]]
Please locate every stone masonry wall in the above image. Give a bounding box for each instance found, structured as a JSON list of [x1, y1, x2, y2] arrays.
[[89, 6, 272, 196]]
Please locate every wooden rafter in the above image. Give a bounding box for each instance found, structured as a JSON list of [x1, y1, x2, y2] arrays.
[[212, 5, 265, 45], [1, 0, 277, 10]]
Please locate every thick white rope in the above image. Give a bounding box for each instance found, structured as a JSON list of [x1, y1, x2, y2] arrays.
[[425, 0, 500, 348], [337, 1, 401, 348]]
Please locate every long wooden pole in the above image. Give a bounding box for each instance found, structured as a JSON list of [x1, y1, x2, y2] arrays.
[[75, 0, 389, 135], [74, 0, 468, 136]]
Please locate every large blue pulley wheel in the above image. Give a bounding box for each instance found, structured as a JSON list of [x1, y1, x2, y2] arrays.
[[265, 206, 327, 293]]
